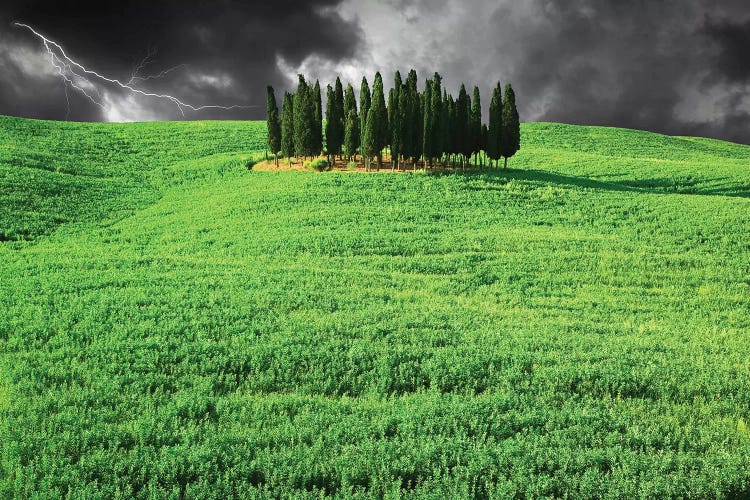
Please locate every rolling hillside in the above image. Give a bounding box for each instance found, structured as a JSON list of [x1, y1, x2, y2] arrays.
[[1, 115, 749, 497]]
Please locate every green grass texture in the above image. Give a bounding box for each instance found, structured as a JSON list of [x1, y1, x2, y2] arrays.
[[1, 115, 749, 498]]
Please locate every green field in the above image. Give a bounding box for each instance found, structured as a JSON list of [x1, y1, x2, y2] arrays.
[[1, 115, 749, 498]]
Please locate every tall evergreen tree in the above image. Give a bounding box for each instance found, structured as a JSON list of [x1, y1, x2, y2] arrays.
[[422, 79, 434, 168], [266, 86, 281, 166], [334, 77, 345, 159], [371, 72, 388, 169], [312, 80, 323, 155], [293, 75, 314, 159], [388, 71, 403, 164], [362, 109, 377, 171], [415, 90, 424, 166], [280, 91, 295, 165], [344, 83, 358, 158], [441, 89, 450, 166], [457, 84, 471, 168], [405, 69, 420, 167], [446, 93, 456, 166], [470, 86, 482, 166], [487, 82, 503, 167], [344, 109, 359, 162], [359, 76, 371, 161], [395, 84, 409, 170], [429, 73, 443, 167], [501, 83, 520, 169], [324, 84, 338, 164], [388, 87, 399, 169]]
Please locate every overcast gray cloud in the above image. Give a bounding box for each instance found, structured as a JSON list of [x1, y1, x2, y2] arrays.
[[1, 0, 749, 144]]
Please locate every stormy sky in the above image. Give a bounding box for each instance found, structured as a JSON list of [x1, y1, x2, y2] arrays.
[[1, 0, 749, 144]]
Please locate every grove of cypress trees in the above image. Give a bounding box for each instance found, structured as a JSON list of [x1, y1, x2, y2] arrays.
[[266, 86, 281, 166], [274, 71, 512, 172], [344, 108, 359, 162], [281, 91, 294, 165], [344, 83, 358, 159], [359, 76, 371, 161], [371, 72, 388, 169], [313, 80, 323, 156], [488, 82, 503, 167], [501, 83, 520, 169], [470, 86, 482, 167]]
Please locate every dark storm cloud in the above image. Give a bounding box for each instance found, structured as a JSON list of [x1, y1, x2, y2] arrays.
[[0, 0, 360, 121], [321, 0, 750, 144], [480, 0, 750, 143], [703, 16, 750, 83]]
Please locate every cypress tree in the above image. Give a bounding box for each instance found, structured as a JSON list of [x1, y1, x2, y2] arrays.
[[457, 84, 472, 169], [371, 72, 388, 169], [313, 79, 323, 156], [470, 86, 482, 167], [388, 87, 398, 169], [429, 73, 443, 167], [396, 84, 409, 171], [334, 77, 345, 160], [362, 109, 377, 172], [280, 91, 294, 165], [446, 93, 456, 167], [359, 76, 371, 162], [501, 83, 521, 169], [344, 83, 358, 158], [266, 86, 281, 166], [441, 89, 450, 166], [488, 82, 503, 167], [324, 84, 337, 164], [388, 71, 403, 166], [344, 109, 359, 162], [293, 75, 313, 159], [405, 69, 420, 168], [415, 90, 424, 167], [422, 79, 433, 168]]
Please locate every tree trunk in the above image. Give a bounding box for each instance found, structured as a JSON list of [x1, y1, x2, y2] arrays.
[[504, 157, 508, 169]]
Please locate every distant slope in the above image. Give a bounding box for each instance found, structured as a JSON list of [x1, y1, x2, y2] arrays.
[[1, 116, 747, 243], [0, 116, 265, 241]]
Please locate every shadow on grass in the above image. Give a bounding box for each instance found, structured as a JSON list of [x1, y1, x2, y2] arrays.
[[427, 168, 750, 198]]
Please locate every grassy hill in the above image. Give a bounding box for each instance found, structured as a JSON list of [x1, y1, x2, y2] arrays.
[[1, 115, 749, 497]]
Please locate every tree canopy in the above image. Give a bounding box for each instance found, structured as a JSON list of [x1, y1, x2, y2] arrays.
[[268, 70, 521, 171]]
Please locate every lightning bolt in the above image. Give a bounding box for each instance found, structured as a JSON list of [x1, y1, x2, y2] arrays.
[[15, 22, 254, 118], [126, 46, 187, 85]]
